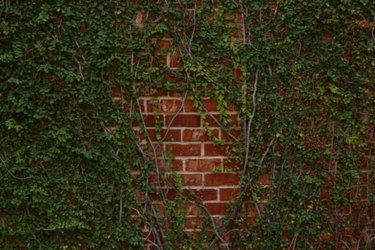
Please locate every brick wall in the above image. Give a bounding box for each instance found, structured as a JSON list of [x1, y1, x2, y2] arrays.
[[133, 94, 242, 228]]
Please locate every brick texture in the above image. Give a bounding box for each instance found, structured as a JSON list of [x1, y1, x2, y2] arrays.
[[130, 94, 243, 226]]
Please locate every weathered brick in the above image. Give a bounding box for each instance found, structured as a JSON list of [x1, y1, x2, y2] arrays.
[[158, 158, 183, 171], [185, 158, 222, 172], [187, 204, 200, 216], [147, 99, 182, 113], [183, 129, 219, 141], [204, 173, 239, 186], [166, 144, 201, 156], [179, 174, 203, 186]]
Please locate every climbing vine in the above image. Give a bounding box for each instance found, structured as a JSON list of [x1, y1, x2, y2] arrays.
[[1, 0, 374, 249]]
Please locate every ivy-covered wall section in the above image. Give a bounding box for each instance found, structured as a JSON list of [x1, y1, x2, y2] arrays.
[[1, 0, 374, 249]]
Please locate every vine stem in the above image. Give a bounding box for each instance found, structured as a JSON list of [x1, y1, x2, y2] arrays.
[[243, 69, 258, 171]]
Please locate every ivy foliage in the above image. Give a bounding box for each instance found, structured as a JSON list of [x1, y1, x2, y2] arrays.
[[0, 1, 144, 248], [1, 0, 374, 249]]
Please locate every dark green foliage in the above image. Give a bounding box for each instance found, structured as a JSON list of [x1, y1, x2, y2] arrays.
[[1, 0, 374, 249], [0, 1, 143, 248]]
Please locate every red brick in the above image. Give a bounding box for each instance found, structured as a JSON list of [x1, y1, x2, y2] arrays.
[[202, 99, 218, 111], [155, 39, 171, 53], [204, 173, 239, 186], [205, 202, 227, 215], [179, 174, 203, 186], [205, 114, 239, 127], [221, 128, 242, 141], [165, 115, 200, 127], [183, 189, 218, 201], [184, 100, 198, 112], [146, 129, 181, 142], [158, 159, 183, 171], [154, 203, 165, 215], [162, 74, 183, 83], [166, 144, 201, 156], [187, 204, 200, 216], [204, 144, 227, 156], [169, 53, 180, 68], [185, 159, 222, 172], [144, 115, 160, 127], [256, 174, 271, 185], [220, 188, 239, 201], [161, 99, 182, 113], [147, 99, 182, 113], [111, 86, 122, 96], [183, 129, 219, 141], [246, 217, 256, 224], [234, 68, 243, 81], [141, 143, 164, 156], [133, 115, 162, 128], [246, 203, 257, 216], [223, 158, 241, 172]]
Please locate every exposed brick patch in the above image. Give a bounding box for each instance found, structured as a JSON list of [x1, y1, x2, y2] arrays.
[[133, 93, 241, 236]]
